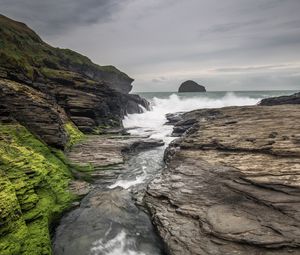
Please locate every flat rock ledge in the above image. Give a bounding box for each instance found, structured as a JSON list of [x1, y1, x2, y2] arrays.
[[67, 135, 164, 169], [145, 105, 300, 255]]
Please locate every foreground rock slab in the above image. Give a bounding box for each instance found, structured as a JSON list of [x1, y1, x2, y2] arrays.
[[145, 105, 300, 255], [67, 135, 164, 169]]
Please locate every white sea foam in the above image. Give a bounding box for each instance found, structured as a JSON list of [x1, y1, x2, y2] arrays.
[[123, 92, 261, 141], [90, 230, 146, 255], [108, 174, 146, 189], [109, 92, 261, 190]]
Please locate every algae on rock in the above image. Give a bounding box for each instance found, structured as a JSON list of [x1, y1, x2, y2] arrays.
[[64, 122, 85, 148], [0, 124, 75, 255]]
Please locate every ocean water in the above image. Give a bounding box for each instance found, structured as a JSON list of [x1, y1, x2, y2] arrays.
[[123, 90, 298, 141]]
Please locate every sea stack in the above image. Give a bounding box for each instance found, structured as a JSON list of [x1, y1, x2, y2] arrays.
[[178, 80, 206, 93]]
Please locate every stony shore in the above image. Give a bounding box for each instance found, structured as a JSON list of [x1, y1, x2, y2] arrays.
[[145, 103, 300, 255]]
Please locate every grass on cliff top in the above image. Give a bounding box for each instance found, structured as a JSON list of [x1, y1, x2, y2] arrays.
[[0, 14, 131, 82], [0, 124, 75, 255]]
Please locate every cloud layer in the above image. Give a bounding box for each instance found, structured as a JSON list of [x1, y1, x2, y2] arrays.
[[1, 0, 300, 91]]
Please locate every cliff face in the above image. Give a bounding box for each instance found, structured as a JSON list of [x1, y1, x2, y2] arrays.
[[0, 14, 149, 149], [0, 14, 148, 255]]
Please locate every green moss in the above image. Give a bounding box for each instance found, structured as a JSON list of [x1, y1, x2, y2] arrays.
[[0, 124, 75, 255], [64, 122, 85, 148]]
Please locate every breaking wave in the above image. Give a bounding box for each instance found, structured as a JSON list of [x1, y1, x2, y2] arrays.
[[123, 92, 261, 141]]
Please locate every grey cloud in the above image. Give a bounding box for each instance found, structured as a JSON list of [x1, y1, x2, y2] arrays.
[[152, 77, 167, 83], [212, 64, 293, 73], [1, 0, 300, 91], [205, 19, 265, 34], [0, 0, 130, 35]]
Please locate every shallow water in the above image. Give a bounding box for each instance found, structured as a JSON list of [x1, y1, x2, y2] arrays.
[[52, 90, 297, 255], [52, 146, 166, 255]]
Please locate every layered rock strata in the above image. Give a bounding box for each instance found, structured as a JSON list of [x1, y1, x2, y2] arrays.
[[145, 105, 300, 255], [0, 14, 149, 150]]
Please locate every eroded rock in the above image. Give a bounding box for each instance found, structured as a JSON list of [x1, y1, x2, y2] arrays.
[[145, 105, 300, 255]]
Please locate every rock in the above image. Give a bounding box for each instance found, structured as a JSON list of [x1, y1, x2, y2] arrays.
[[165, 112, 185, 125], [66, 135, 164, 171], [0, 78, 69, 148], [145, 104, 300, 255], [69, 180, 92, 197], [259, 92, 300, 105], [178, 80, 206, 93], [170, 108, 221, 136], [52, 188, 164, 255], [0, 124, 74, 255], [0, 14, 150, 147]]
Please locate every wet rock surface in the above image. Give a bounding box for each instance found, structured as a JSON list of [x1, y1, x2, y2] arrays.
[[53, 135, 166, 255], [145, 105, 300, 255], [67, 135, 164, 170], [259, 92, 300, 105]]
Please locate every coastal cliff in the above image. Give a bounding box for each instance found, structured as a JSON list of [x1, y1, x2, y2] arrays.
[[0, 14, 149, 141], [0, 14, 149, 255], [145, 97, 300, 254]]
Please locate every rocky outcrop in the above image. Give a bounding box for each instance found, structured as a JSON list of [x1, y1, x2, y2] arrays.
[[145, 105, 300, 255], [178, 80, 206, 93], [0, 14, 149, 147], [259, 92, 300, 105], [0, 78, 70, 148]]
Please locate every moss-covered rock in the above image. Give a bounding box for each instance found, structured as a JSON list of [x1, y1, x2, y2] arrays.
[[0, 124, 75, 255], [64, 122, 85, 148]]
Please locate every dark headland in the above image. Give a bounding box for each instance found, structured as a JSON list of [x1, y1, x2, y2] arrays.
[[178, 80, 206, 92]]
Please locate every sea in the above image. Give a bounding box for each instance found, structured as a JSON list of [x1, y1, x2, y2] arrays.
[[123, 90, 299, 142]]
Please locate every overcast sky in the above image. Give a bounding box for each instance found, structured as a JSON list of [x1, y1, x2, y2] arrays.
[[1, 0, 300, 91]]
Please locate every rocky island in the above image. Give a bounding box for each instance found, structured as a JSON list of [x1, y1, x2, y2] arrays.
[[178, 80, 206, 93]]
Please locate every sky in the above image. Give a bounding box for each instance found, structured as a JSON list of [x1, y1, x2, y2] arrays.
[[1, 0, 300, 92]]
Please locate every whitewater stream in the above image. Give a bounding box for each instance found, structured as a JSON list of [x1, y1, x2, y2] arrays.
[[52, 91, 296, 255]]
